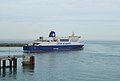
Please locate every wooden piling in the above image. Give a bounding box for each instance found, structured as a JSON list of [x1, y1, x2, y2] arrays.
[[3, 60, 6, 68], [2, 60, 6, 72], [9, 60, 12, 68], [0, 60, 1, 71], [0, 55, 35, 72], [13, 58, 17, 68]]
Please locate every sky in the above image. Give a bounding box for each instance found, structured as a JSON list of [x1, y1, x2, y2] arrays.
[[0, 0, 120, 40]]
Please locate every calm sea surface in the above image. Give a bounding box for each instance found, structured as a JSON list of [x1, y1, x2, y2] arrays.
[[0, 40, 120, 81]]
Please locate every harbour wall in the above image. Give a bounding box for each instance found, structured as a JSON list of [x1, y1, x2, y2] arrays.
[[0, 43, 27, 47]]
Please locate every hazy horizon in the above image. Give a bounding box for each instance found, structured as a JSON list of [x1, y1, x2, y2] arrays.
[[0, 0, 120, 40]]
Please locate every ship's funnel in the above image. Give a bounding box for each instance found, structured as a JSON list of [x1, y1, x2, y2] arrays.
[[49, 31, 56, 37]]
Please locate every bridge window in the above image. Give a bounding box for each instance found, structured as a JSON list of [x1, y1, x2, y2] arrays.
[[60, 39, 69, 42]]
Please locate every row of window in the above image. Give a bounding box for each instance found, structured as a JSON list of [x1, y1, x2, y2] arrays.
[[35, 38, 79, 42]]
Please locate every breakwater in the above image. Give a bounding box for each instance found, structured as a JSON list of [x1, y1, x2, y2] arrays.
[[0, 43, 27, 47]]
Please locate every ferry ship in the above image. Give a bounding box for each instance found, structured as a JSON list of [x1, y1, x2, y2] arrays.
[[23, 31, 84, 53]]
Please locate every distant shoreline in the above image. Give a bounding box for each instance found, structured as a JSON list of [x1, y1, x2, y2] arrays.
[[0, 43, 28, 47]]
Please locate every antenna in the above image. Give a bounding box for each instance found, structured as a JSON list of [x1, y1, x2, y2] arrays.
[[72, 32, 75, 36]]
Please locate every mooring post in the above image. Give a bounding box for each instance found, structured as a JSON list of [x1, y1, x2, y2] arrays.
[[2, 60, 6, 72], [13, 58, 17, 68], [30, 56, 35, 65], [0, 60, 1, 68], [22, 56, 35, 66], [0, 60, 1, 71], [9, 60, 12, 69], [3, 60, 6, 68]]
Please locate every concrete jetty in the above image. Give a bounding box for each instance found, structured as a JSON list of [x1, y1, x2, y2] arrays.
[[0, 43, 27, 47]]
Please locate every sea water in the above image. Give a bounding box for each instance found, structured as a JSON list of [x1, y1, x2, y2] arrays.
[[0, 40, 120, 81]]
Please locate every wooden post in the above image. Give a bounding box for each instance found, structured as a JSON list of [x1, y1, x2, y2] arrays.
[[13, 58, 17, 68], [9, 60, 12, 71], [3, 60, 6, 68], [0, 59, 1, 71], [2, 60, 6, 72], [0, 60, 1, 68]]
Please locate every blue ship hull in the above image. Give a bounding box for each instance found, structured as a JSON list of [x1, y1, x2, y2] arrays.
[[23, 45, 84, 53]]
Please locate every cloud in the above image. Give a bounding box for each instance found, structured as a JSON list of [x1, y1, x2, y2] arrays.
[[0, 0, 120, 23], [0, 0, 120, 40]]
